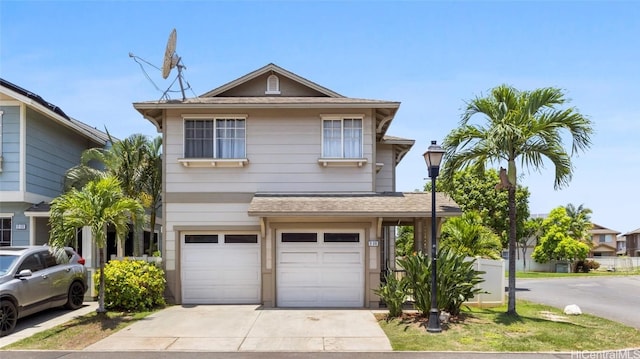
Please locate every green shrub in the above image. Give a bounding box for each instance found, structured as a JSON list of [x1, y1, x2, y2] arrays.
[[374, 270, 407, 317], [95, 259, 166, 311], [397, 248, 486, 316], [575, 259, 601, 273]]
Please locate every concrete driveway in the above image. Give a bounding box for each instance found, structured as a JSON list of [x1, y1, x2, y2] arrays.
[[515, 275, 640, 329], [84, 305, 392, 352]]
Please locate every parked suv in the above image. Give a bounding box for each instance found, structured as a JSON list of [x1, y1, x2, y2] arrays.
[[0, 246, 87, 336]]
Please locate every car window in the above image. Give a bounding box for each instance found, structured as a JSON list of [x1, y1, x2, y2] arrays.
[[41, 251, 58, 268], [0, 254, 19, 275], [18, 253, 44, 273]]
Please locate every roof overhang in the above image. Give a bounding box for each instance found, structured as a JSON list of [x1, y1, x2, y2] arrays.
[[247, 192, 461, 222]]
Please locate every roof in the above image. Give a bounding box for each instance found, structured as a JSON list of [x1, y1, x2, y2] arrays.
[[590, 223, 621, 235], [0, 77, 109, 145], [623, 228, 640, 236], [247, 192, 461, 219], [133, 64, 402, 141], [591, 243, 617, 252]]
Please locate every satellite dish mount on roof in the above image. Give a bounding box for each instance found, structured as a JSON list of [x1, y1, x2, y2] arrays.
[[161, 28, 188, 101]]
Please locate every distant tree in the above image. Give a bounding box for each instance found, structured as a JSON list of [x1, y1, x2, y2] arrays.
[[565, 203, 593, 244], [439, 168, 530, 247], [440, 211, 503, 259], [518, 217, 544, 271], [531, 207, 590, 266], [395, 226, 415, 258], [442, 85, 593, 315]]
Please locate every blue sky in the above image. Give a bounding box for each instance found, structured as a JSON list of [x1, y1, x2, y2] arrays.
[[2, 1, 639, 234]]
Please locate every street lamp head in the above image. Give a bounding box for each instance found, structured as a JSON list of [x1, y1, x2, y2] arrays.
[[423, 140, 445, 178]]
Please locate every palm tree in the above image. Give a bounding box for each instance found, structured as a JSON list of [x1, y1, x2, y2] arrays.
[[565, 203, 593, 243], [442, 85, 593, 315], [64, 133, 162, 256], [49, 176, 144, 313], [440, 211, 502, 259]]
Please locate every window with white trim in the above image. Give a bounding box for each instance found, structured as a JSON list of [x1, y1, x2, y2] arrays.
[[266, 75, 280, 94], [322, 116, 363, 158], [184, 117, 246, 159]]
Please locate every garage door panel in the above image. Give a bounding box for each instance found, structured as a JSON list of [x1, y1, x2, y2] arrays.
[[182, 234, 261, 304], [322, 251, 362, 264], [277, 230, 364, 307]]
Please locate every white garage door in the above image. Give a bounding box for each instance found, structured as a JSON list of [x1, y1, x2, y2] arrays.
[[276, 230, 364, 307], [181, 233, 261, 304]]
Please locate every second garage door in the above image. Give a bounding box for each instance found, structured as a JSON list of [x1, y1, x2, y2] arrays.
[[276, 230, 364, 307]]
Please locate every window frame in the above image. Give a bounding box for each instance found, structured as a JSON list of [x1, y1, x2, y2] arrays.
[[180, 114, 249, 168], [320, 115, 364, 159], [0, 217, 11, 247]]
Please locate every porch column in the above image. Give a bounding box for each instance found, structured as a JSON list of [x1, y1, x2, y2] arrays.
[[414, 217, 424, 253]]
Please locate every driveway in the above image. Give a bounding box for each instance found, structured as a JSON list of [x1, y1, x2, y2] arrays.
[[84, 305, 392, 352], [515, 275, 640, 329]]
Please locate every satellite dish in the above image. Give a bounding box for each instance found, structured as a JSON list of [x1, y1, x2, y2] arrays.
[[162, 29, 177, 79]]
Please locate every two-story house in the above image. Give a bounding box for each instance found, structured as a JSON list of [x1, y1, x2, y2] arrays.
[[133, 64, 460, 308], [588, 223, 620, 257], [0, 78, 109, 248], [622, 228, 640, 257]]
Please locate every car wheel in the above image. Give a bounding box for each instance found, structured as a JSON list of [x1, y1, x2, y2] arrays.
[[64, 281, 85, 310], [0, 300, 18, 337]]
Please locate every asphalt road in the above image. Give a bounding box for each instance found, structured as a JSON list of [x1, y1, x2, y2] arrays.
[[515, 275, 640, 329]]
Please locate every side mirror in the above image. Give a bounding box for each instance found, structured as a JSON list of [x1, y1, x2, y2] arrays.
[[16, 269, 33, 278]]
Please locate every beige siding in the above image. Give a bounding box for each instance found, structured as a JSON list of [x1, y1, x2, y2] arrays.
[[165, 108, 375, 193], [375, 144, 394, 192]]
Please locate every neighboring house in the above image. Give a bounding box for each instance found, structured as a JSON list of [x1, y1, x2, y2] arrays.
[[616, 235, 626, 256], [588, 223, 620, 257], [133, 63, 461, 308], [622, 228, 640, 257], [0, 78, 109, 248]]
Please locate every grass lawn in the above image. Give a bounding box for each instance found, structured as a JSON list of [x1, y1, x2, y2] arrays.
[[512, 270, 640, 279], [1, 310, 155, 350], [377, 300, 640, 351]]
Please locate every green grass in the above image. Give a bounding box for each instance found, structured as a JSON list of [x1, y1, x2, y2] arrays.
[[377, 300, 640, 351], [1, 310, 155, 350], [512, 270, 640, 279]]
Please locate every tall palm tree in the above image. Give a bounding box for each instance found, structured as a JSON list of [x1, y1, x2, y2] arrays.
[[565, 203, 593, 243], [64, 133, 162, 256], [49, 176, 144, 313], [440, 211, 503, 259], [442, 85, 593, 315]]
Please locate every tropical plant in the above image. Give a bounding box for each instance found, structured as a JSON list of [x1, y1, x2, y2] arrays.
[[395, 225, 415, 257], [442, 85, 593, 315], [49, 176, 145, 313], [64, 132, 162, 256], [439, 168, 530, 247], [440, 211, 503, 259], [519, 217, 544, 271], [565, 203, 593, 244], [531, 206, 590, 267], [397, 248, 486, 317], [374, 270, 407, 317]]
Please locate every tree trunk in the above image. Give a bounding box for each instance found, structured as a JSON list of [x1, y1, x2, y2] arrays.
[[97, 246, 107, 313], [507, 185, 518, 316]]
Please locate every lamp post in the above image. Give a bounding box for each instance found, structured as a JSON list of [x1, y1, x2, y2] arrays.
[[423, 140, 445, 333]]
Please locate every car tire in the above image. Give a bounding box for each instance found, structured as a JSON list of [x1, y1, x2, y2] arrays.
[[0, 300, 18, 337], [64, 281, 85, 310]]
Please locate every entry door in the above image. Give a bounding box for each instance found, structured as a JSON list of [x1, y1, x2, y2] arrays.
[[181, 233, 261, 304], [276, 230, 364, 307]]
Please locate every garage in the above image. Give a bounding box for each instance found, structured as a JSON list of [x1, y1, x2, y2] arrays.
[[181, 233, 261, 304], [276, 230, 364, 307]]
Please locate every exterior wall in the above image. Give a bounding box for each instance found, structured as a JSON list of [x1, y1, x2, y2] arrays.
[[375, 144, 394, 192], [25, 108, 90, 198], [627, 234, 639, 257], [164, 108, 375, 193], [0, 105, 20, 190], [0, 202, 31, 245], [217, 74, 325, 97]]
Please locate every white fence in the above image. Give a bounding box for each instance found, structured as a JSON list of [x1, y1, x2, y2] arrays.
[[465, 257, 505, 307], [591, 257, 639, 272]]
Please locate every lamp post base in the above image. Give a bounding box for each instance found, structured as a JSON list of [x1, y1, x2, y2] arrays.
[[426, 308, 442, 333]]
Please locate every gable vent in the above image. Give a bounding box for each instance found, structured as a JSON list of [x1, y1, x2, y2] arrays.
[[265, 74, 281, 95]]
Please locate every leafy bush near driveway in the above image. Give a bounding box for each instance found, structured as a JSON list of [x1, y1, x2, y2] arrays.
[[391, 248, 486, 316], [575, 259, 600, 273], [95, 259, 166, 311]]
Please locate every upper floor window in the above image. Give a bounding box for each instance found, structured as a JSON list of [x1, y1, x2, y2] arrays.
[[184, 117, 246, 159], [321, 116, 363, 158], [599, 234, 613, 243]]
